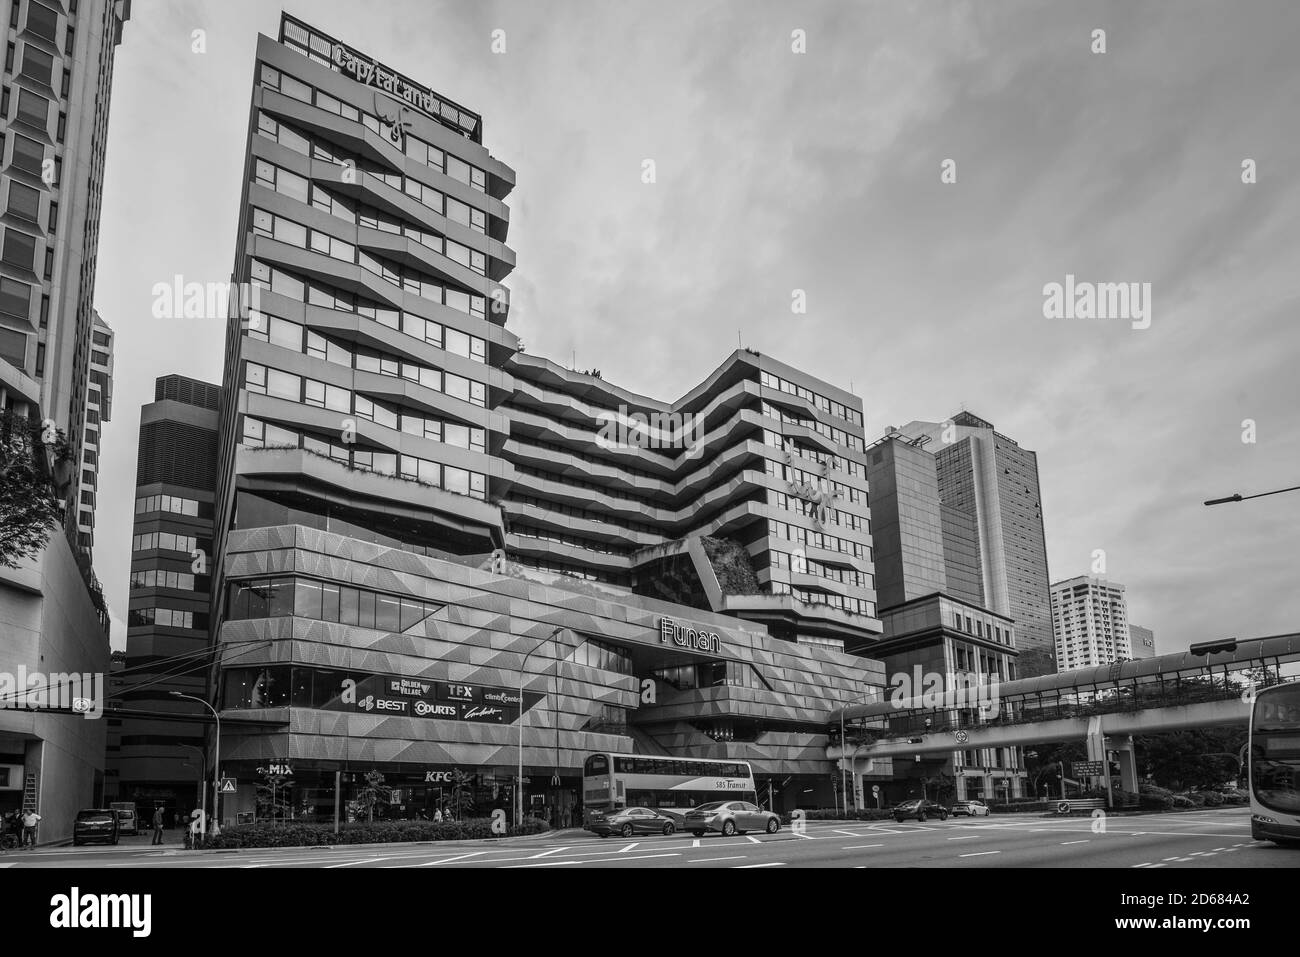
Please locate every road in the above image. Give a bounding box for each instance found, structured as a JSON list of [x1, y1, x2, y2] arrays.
[[1, 807, 1293, 869]]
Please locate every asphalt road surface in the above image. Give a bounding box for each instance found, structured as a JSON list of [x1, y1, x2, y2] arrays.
[[2, 808, 1293, 869]]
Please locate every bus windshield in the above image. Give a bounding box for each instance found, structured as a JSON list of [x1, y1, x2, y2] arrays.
[[1251, 685, 1300, 814]]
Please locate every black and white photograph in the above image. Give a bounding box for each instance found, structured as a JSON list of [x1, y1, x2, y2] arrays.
[[0, 0, 1296, 937]]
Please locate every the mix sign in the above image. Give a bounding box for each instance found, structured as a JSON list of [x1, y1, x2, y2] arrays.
[[0, 669, 104, 720]]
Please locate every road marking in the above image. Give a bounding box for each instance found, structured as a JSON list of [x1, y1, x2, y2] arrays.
[[834, 829, 864, 837], [958, 851, 1001, 858], [734, 862, 785, 868], [1163, 857, 1180, 861], [618, 843, 639, 853], [1172, 857, 1194, 862], [325, 857, 389, 868], [1132, 862, 1154, 868], [504, 852, 680, 868], [947, 835, 982, 841], [746, 836, 763, 844], [1060, 840, 1089, 846], [412, 852, 486, 867], [691, 839, 701, 849], [529, 847, 568, 858], [1213, 847, 1227, 852], [687, 856, 747, 863], [1148, 863, 1167, 868], [841, 844, 883, 850]]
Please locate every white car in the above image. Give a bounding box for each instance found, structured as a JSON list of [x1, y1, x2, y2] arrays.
[[951, 799, 991, 817]]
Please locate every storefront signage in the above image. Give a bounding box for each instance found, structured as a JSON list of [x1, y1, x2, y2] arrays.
[[336, 673, 541, 724], [330, 42, 477, 135], [658, 616, 722, 654]]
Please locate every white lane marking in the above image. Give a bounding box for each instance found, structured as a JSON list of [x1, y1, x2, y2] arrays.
[[1162, 857, 1180, 861], [1060, 840, 1089, 845], [618, 843, 640, 853], [1148, 863, 1168, 868], [947, 835, 982, 841], [958, 851, 1001, 858], [325, 857, 390, 868], [746, 836, 763, 844], [687, 856, 747, 863], [842, 844, 883, 850], [834, 829, 864, 837], [734, 862, 785, 868], [791, 830, 815, 839], [1132, 862, 1154, 868], [1172, 857, 1194, 862], [412, 852, 487, 867], [692, 839, 701, 849], [530, 847, 568, 859], [504, 852, 680, 868]]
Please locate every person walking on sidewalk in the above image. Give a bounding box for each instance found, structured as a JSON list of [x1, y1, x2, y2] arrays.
[[151, 806, 165, 845], [21, 809, 40, 848]]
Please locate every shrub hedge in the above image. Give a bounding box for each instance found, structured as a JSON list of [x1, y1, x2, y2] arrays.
[[201, 817, 549, 849]]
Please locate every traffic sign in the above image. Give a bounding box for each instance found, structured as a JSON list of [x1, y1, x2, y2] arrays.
[[954, 729, 969, 744], [219, 778, 237, 793], [1072, 761, 1104, 776], [871, 785, 880, 795]]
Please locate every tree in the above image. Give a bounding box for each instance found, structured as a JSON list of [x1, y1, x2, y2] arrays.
[[1024, 741, 1087, 797], [447, 769, 475, 820], [0, 412, 73, 568], [351, 770, 393, 823], [1134, 728, 1245, 791]]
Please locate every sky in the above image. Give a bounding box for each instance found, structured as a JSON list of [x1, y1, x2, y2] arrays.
[[92, 0, 1300, 654]]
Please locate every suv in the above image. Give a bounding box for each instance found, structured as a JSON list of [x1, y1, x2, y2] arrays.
[[892, 799, 948, 823], [72, 809, 120, 847]]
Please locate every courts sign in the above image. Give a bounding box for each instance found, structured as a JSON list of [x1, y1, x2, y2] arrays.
[[658, 617, 722, 655]]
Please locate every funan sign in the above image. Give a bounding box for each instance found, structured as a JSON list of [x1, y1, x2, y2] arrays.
[[658, 617, 722, 654]]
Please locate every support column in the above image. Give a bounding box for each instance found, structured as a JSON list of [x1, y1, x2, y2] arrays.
[[1114, 735, 1139, 793]]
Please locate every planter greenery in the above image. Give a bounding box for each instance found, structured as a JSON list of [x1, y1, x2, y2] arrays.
[[701, 536, 760, 596], [201, 817, 549, 849], [0, 412, 73, 568]]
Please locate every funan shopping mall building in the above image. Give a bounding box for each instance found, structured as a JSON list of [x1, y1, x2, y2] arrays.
[[189, 14, 1018, 827]]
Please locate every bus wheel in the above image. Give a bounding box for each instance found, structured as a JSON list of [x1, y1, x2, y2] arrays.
[[621, 824, 634, 838]]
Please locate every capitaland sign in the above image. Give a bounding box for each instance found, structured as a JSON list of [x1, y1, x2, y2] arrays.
[[658, 617, 722, 654], [330, 42, 475, 134]]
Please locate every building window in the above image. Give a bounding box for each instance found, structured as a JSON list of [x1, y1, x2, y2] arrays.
[[25, 3, 61, 44], [6, 180, 40, 221], [10, 132, 43, 173], [0, 276, 31, 319], [2, 228, 37, 270], [19, 45, 54, 85], [16, 87, 48, 128]]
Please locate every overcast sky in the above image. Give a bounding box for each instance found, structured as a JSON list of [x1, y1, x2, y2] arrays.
[[92, 0, 1300, 655]]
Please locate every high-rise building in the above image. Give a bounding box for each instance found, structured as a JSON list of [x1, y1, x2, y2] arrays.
[[853, 429, 1024, 802], [1128, 623, 1156, 659], [75, 310, 113, 553], [901, 412, 1055, 676], [105, 375, 220, 814], [1050, 575, 1132, 670], [0, 0, 131, 843], [201, 15, 886, 823]]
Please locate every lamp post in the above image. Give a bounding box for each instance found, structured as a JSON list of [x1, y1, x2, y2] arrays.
[[171, 692, 221, 838], [1204, 484, 1300, 506], [178, 743, 207, 831], [517, 626, 566, 829]]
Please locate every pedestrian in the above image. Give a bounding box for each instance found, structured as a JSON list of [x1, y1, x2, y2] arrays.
[[433, 807, 442, 824], [151, 805, 165, 845], [21, 808, 40, 848]]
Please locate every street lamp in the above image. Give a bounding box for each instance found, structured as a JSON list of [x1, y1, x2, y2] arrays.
[[517, 626, 567, 829], [170, 691, 221, 838], [1204, 484, 1300, 506]]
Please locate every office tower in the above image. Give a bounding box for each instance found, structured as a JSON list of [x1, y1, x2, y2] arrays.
[[203, 15, 885, 823], [901, 412, 1055, 676], [0, 0, 131, 843], [854, 429, 1024, 802], [105, 375, 220, 813], [1129, 623, 1156, 660], [75, 310, 112, 552], [1050, 575, 1132, 670]]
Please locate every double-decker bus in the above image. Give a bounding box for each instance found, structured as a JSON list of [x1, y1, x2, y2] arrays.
[[1249, 683, 1300, 847], [582, 752, 757, 823]]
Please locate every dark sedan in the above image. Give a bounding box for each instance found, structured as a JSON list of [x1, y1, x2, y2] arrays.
[[72, 809, 120, 847], [586, 806, 679, 838], [891, 799, 948, 823]]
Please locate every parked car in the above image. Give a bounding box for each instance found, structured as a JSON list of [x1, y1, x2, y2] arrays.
[[891, 799, 948, 823], [586, 806, 679, 838], [950, 799, 990, 817], [110, 802, 139, 835], [684, 800, 781, 837], [72, 809, 120, 847]]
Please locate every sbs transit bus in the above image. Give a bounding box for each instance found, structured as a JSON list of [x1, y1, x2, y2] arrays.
[[582, 752, 757, 823], [1249, 683, 1300, 847]]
